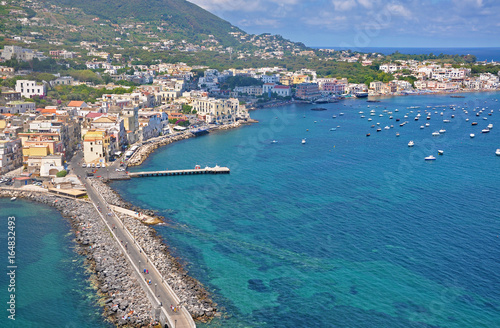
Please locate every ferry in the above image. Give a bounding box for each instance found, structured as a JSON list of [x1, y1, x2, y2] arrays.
[[191, 127, 210, 136], [355, 92, 368, 98]]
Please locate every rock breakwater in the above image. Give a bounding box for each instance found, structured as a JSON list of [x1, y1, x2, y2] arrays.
[[0, 189, 153, 326], [91, 180, 218, 322]]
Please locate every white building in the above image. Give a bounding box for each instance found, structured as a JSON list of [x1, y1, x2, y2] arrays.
[[192, 97, 241, 123], [15, 80, 46, 98]]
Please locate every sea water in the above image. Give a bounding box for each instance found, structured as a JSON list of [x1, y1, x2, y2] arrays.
[[112, 92, 500, 327], [0, 199, 110, 328]]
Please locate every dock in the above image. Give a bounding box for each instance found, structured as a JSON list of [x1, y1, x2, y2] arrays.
[[129, 166, 230, 178]]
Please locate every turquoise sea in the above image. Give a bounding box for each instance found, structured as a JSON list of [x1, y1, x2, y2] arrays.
[[112, 91, 500, 327], [0, 199, 110, 328]]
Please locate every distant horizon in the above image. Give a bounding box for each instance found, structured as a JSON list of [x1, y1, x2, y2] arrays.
[[307, 46, 500, 62], [188, 0, 500, 50]]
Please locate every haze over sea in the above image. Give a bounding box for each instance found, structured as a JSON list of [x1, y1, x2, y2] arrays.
[[318, 47, 500, 62], [112, 92, 500, 327]]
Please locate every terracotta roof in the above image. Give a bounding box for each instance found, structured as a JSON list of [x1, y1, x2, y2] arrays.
[[40, 108, 57, 114], [67, 100, 85, 107], [86, 112, 103, 119]]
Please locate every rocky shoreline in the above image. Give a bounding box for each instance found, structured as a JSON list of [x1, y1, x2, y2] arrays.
[[91, 179, 218, 322], [1, 189, 153, 326], [2, 187, 218, 326]]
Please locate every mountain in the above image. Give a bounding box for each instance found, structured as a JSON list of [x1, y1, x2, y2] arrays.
[[50, 0, 244, 45]]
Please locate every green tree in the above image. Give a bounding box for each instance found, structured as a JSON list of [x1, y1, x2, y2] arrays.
[[56, 170, 68, 177]]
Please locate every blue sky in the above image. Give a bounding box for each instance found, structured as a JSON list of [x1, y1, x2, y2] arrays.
[[187, 0, 500, 48]]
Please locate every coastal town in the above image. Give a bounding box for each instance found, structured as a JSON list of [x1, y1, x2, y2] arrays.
[[1, 43, 500, 177], [1, 38, 500, 326], [1, 0, 500, 327]]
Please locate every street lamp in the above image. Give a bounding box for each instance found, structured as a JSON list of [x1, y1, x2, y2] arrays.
[[155, 283, 157, 295]]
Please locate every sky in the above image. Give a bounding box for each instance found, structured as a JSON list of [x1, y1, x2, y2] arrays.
[[187, 0, 500, 48]]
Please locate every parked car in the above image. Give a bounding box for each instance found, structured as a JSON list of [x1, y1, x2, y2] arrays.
[[82, 163, 87, 168], [96, 164, 101, 168]]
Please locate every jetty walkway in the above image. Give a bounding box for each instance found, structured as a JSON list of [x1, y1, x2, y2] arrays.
[[71, 153, 196, 328], [129, 166, 230, 178]]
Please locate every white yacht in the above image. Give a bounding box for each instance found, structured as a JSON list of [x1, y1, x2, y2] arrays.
[[425, 155, 436, 161], [496, 149, 500, 156], [302, 139, 306, 144], [470, 133, 475, 138], [408, 140, 414, 147], [432, 131, 440, 136]]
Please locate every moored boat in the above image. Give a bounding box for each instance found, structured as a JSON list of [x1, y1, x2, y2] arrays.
[[425, 155, 436, 161]]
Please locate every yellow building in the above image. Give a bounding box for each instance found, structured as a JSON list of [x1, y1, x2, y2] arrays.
[[83, 130, 111, 164], [292, 75, 310, 85]]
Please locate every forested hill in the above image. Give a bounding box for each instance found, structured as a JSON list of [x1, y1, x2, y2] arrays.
[[50, 0, 244, 45]]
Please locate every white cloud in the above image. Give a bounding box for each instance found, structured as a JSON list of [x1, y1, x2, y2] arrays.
[[332, 0, 357, 12], [385, 3, 412, 19]]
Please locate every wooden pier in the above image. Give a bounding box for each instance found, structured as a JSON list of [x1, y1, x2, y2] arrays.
[[129, 166, 230, 178]]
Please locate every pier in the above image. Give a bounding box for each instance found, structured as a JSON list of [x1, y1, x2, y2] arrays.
[[129, 166, 230, 178]]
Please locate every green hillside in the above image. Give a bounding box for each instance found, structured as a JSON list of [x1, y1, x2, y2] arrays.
[[50, 0, 243, 45]]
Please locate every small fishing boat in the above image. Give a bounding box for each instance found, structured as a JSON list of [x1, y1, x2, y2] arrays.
[[408, 140, 414, 147], [302, 139, 306, 144], [425, 155, 436, 161], [470, 133, 475, 138], [438, 150, 444, 155]]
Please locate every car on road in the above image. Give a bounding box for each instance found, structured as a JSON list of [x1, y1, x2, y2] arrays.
[[82, 163, 87, 168], [96, 164, 101, 168]]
